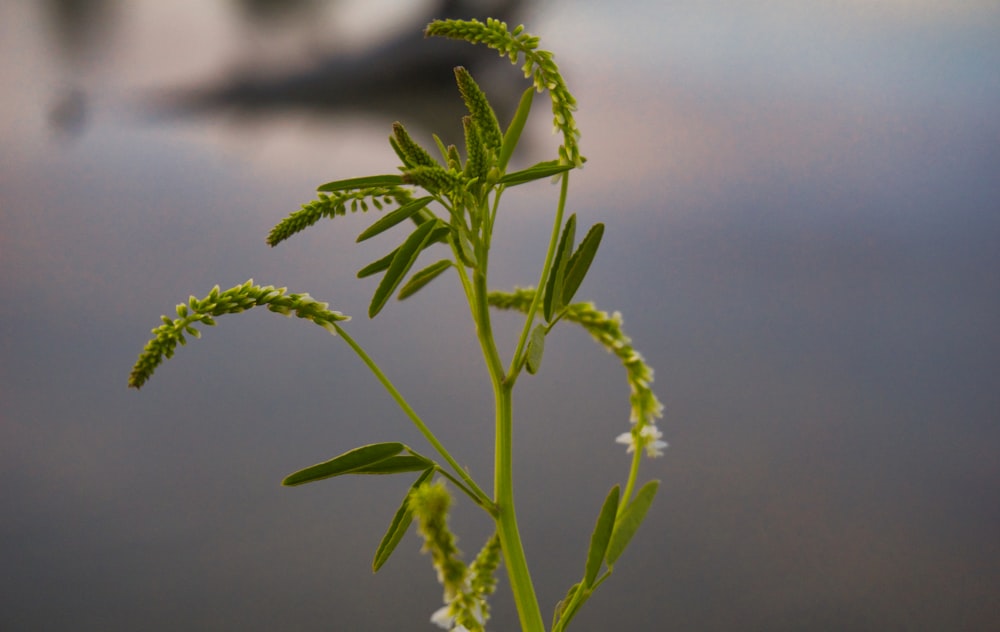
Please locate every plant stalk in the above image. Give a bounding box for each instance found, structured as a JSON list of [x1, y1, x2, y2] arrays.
[[469, 264, 546, 632]]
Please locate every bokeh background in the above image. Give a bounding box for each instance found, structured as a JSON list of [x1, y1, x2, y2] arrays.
[[2, 1, 999, 630]]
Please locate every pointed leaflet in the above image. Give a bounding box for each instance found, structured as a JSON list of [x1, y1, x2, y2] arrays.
[[552, 582, 586, 632], [457, 229, 479, 267], [552, 582, 580, 629], [282, 443, 405, 486], [397, 259, 453, 300], [584, 485, 620, 587], [432, 133, 451, 167], [525, 324, 546, 375], [369, 219, 441, 318], [356, 197, 434, 242], [544, 214, 576, 322], [357, 225, 449, 279], [373, 468, 435, 572], [499, 87, 534, 171], [349, 455, 433, 475], [499, 160, 574, 187], [560, 222, 604, 306], [317, 174, 403, 192], [606, 480, 660, 565], [357, 248, 398, 279]]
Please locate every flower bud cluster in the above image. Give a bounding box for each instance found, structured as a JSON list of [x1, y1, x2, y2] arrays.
[[128, 280, 349, 389], [426, 18, 582, 167], [410, 482, 498, 632], [488, 288, 666, 457], [267, 187, 412, 247]]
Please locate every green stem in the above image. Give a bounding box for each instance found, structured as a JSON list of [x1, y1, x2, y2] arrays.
[[494, 381, 546, 632], [468, 263, 546, 632], [620, 442, 644, 512], [332, 323, 492, 509], [507, 173, 571, 383]]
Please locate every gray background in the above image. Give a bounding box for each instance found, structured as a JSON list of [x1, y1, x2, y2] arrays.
[[2, 1, 999, 630]]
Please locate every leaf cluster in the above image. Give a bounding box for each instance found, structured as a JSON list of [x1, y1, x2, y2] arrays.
[[261, 57, 576, 323], [552, 481, 659, 630]]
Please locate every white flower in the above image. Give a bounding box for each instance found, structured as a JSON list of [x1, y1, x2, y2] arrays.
[[431, 605, 473, 632], [431, 606, 453, 629], [615, 431, 635, 451], [641, 424, 668, 457], [616, 424, 668, 458]]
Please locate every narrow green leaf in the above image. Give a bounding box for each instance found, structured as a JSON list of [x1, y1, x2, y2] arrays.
[[584, 485, 620, 587], [454, 228, 477, 267], [397, 259, 453, 300], [357, 248, 398, 278], [317, 174, 403, 192], [282, 442, 404, 486], [350, 455, 434, 475], [525, 324, 546, 375], [606, 480, 660, 565], [499, 160, 574, 187], [389, 136, 408, 166], [361, 225, 450, 278], [544, 214, 576, 321], [552, 582, 581, 630], [432, 134, 451, 166], [499, 86, 534, 171], [356, 197, 434, 242], [369, 219, 440, 318], [561, 222, 604, 305], [373, 468, 435, 572]]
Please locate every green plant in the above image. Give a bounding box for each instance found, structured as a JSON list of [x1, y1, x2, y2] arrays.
[[129, 18, 665, 632]]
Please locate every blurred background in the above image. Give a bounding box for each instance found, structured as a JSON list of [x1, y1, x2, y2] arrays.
[[2, 1, 999, 630]]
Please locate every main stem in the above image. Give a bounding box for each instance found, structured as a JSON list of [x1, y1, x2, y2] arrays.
[[471, 268, 546, 632]]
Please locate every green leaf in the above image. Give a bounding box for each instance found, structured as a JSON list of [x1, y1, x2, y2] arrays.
[[453, 228, 477, 267], [397, 259, 453, 300], [499, 160, 574, 187], [356, 197, 434, 242], [499, 87, 534, 171], [373, 468, 435, 572], [525, 324, 546, 375], [368, 219, 440, 318], [606, 480, 660, 565], [585, 485, 620, 587], [552, 582, 590, 632], [432, 133, 451, 166], [317, 174, 403, 192], [544, 214, 576, 321], [552, 582, 580, 629], [357, 224, 448, 279], [282, 442, 405, 486], [561, 222, 604, 305], [357, 248, 398, 278], [350, 455, 434, 475]]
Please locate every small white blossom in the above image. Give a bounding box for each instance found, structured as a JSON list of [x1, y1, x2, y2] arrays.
[[616, 424, 668, 458], [431, 606, 453, 629], [641, 425, 668, 457], [616, 431, 635, 450]]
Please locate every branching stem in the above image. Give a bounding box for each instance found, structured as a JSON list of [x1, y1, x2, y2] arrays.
[[332, 324, 493, 510], [508, 172, 571, 384]]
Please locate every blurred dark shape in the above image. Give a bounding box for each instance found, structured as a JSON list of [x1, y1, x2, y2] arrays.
[[149, 0, 530, 141], [42, 0, 118, 64], [40, 0, 118, 140], [48, 85, 88, 138], [234, 0, 328, 26]]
